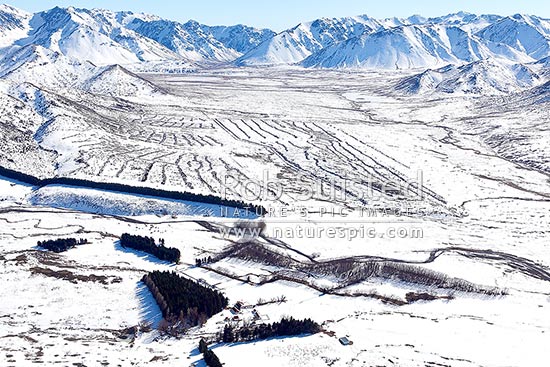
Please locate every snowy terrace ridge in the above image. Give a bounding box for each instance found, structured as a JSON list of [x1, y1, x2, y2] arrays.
[[0, 165, 265, 216]]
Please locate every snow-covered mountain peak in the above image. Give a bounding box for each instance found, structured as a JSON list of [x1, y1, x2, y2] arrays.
[[0, 3, 29, 18], [236, 15, 376, 66], [0, 42, 166, 100], [15, 6, 187, 65], [115, 10, 162, 25], [37, 6, 87, 26], [476, 14, 550, 60], [406, 14, 428, 24], [83, 63, 166, 97], [126, 17, 240, 62], [424, 12, 502, 32], [395, 58, 542, 95], [206, 23, 275, 54], [301, 23, 476, 69], [0, 3, 31, 47]]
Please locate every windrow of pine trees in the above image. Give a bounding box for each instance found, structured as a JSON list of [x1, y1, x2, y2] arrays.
[[220, 316, 321, 343], [37, 238, 88, 253], [0, 165, 266, 215], [142, 271, 228, 326], [120, 234, 180, 263]]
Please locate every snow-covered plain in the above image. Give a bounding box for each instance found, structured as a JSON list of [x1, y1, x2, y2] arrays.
[[0, 65, 549, 367], [0, 181, 548, 366]]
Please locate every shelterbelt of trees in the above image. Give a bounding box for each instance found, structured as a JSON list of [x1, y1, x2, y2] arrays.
[[142, 271, 228, 326], [38, 238, 88, 253], [120, 234, 180, 263], [0, 165, 266, 215], [221, 316, 321, 343]]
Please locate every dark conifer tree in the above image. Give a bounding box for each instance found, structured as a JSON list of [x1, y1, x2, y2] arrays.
[[203, 350, 222, 367], [222, 324, 235, 343], [198, 339, 208, 354]]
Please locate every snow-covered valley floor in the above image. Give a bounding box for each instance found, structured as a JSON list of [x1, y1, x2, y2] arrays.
[[0, 68, 549, 366]]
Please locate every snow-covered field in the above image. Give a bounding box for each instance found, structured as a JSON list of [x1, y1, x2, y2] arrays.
[[0, 180, 548, 366], [1, 65, 549, 366]]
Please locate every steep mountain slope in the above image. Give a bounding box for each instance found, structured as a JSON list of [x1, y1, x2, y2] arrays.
[[82, 64, 166, 97], [239, 12, 550, 70], [125, 19, 274, 62], [0, 4, 30, 48], [236, 16, 378, 66], [15, 6, 182, 65], [396, 59, 541, 95], [0, 44, 166, 98], [301, 25, 490, 69], [425, 12, 502, 32], [207, 24, 275, 54], [476, 14, 550, 60], [0, 44, 96, 89], [530, 56, 550, 78], [0, 80, 56, 177], [126, 18, 237, 61]]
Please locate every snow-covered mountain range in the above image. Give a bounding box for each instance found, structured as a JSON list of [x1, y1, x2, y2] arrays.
[[242, 12, 550, 69], [0, 4, 549, 97], [0, 5, 273, 66], [1, 4, 550, 71]]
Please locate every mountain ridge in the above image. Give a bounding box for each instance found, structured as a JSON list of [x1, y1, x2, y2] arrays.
[[2, 4, 550, 71]]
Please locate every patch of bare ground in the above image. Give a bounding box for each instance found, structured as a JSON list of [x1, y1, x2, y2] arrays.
[[405, 292, 454, 303], [5, 250, 145, 273], [209, 241, 504, 299], [30, 267, 122, 285]]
